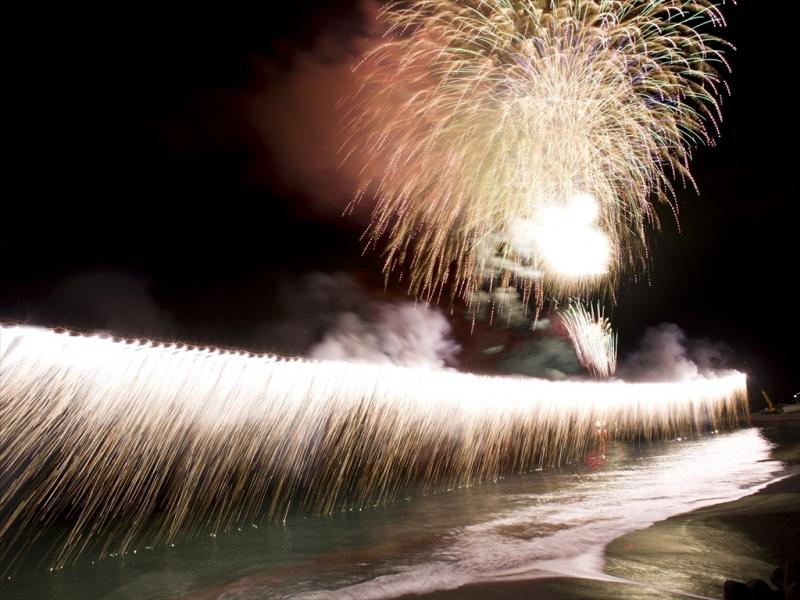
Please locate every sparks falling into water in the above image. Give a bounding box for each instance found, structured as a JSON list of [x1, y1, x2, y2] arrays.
[[560, 302, 618, 379], [345, 0, 732, 305], [0, 325, 746, 572]]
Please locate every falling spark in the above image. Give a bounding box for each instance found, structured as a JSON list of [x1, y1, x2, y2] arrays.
[[0, 325, 746, 571], [560, 302, 617, 379], [345, 0, 733, 305]]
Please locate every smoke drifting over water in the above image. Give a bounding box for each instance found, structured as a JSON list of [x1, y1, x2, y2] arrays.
[[619, 323, 734, 382], [33, 268, 176, 338], [311, 303, 459, 368], [256, 272, 459, 368]]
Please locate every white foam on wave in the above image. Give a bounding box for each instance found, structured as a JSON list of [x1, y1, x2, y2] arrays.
[[290, 428, 785, 600]]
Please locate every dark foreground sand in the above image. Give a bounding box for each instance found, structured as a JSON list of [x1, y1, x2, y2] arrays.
[[398, 420, 800, 600]]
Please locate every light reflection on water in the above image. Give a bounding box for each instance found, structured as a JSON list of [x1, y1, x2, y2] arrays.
[[2, 428, 786, 600]]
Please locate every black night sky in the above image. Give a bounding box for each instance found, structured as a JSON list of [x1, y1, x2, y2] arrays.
[[3, 3, 797, 401]]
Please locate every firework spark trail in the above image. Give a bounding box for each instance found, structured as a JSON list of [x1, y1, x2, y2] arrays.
[[561, 302, 618, 379], [345, 0, 732, 305], [0, 325, 746, 571]]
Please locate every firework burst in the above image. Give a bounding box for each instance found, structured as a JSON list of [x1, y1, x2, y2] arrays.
[[560, 301, 618, 379], [345, 0, 732, 306], [0, 325, 746, 571]]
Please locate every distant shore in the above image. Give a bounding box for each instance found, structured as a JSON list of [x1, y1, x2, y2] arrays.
[[397, 421, 800, 600]]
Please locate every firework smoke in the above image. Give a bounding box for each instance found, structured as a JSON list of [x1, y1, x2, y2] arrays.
[[619, 323, 734, 382], [345, 0, 732, 305], [254, 272, 459, 367], [310, 303, 459, 368]]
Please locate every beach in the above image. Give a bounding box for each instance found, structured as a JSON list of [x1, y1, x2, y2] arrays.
[[3, 421, 794, 600], [397, 419, 800, 600]]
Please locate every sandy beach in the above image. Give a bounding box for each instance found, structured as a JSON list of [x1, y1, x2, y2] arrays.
[[397, 420, 800, 600]]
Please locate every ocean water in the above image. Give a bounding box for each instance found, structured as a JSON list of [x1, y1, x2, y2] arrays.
[[2, 427, 786, 600]]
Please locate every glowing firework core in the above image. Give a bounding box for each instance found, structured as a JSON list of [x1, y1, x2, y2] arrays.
[[510, 193, 612, 278]]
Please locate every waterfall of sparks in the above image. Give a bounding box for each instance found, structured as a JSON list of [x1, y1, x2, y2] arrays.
[[0, 325, 747, 571], [560, 303, 618, 380], [344, 0, 733, 307]]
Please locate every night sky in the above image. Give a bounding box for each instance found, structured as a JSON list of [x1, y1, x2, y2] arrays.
[[3, 3, 796, 401]]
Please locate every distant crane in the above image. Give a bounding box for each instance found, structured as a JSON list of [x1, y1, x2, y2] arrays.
[[761, 389, 776, 414]]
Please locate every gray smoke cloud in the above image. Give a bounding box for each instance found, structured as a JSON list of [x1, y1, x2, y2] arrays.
[[618, 323, 734, 382], [466, 287, 581, 380], [37, 268, 176, 338], [255, 272, 459, 368], [497, 336, 581, 380], [311, 304, 458, 368]]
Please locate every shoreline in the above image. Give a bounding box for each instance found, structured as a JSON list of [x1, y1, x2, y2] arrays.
[[396, 422, 800, 600]]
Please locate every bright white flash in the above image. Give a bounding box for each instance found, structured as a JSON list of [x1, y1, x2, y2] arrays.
[[535, 193, 611, 277], [510, 193, 612, 278]]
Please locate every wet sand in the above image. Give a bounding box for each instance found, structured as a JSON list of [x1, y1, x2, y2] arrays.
[[398, 421, 800, 600]]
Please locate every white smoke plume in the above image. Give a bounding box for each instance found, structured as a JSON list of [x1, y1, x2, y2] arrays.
[[311, 304, 459, 368], [619, 323, 734, 382], [255, 272, 459, 369]]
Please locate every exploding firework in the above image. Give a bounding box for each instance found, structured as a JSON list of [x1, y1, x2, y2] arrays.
[[345, 0, 732, 305], [0, 325, 746, 571], [560, 302, 617, 379]]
